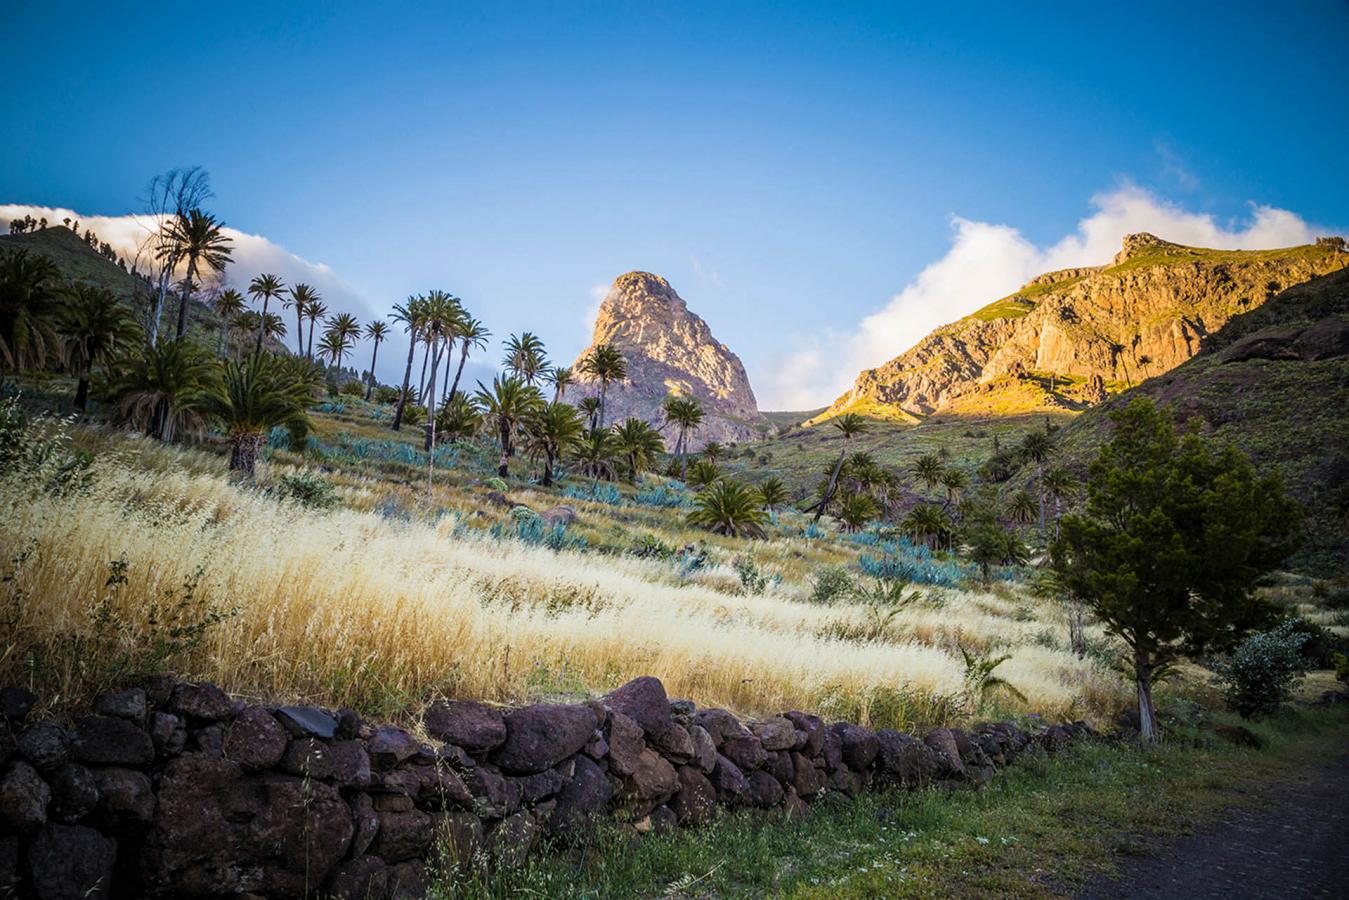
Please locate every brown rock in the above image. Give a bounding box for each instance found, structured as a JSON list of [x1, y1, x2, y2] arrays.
[[603, 676, 673, 737], [750, 717, 796, 751], [689, 725, 717, 773], [422, 700, 507, 753], [670, 766, 717, 825], [70, 716, 154, 767], [93, 767, 154, 826], [373, 808, 434, 863], [493, 704, 596, 775], [721, 734, 768, 771], [223, 708, 288, 771], [25, 824, 117, 900], [166, 682, 235, 722]]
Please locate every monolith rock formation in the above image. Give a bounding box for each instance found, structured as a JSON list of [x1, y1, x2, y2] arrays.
[[571, 272, 768, 448]]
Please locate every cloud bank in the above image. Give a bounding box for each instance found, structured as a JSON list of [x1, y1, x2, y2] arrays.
[[761, 184, 1328, 410]]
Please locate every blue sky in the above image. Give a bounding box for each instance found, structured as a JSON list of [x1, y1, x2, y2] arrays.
[[2, 2, 1346, 407]]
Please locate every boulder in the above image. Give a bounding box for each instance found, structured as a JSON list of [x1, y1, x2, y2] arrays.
[[17, 722, 70, 771], [48, 763, 98, 824], [764, 750, 794, 785], [93, 767, 155, 827], [1293, 316, 1349, 360], [821, 727, 843, 771], [693, 709, 748, 747], [326, 855, 388, 900], [746, 770, 785, 808], [923, 728, 966, 777], [603, 677, 672, 737], [378, 764, 472, 809], [348, 792, 380, 858], [539, 506, 578, 527], [373, 809, 434, 863], [783, 711, 824, 756], [436, 810, 486, 875], [0, 835, 17, 896], [94, 688, 147, 725], [335, 709, 363, 740], [790, 752, 825, 798], [487, 809, 541, 868], [274, 705, 339, 739], [462, 764, 522, 818], [710, 754, 749, 802], [188, 724, 225, 757], [620, 748, 678, 803], [368, 726, 419, 770], [0, 687, 36, 722], [720, 734, 768, 771], [166, 682, 235, 722], [70, 716, 155, 767], [650, 722, 695, 764], [147, 712, 186, 758], [546, 755, 612, 834], [512, 766, 566, 804], [280, 738, 335, 779], [329, 740, 374, 788], [875, 729, 939, 786], [0, 721, 14, 767], [0, 760, 50, 833], [386, 858, 429, 899], [223, 708, 288, 771], [670, 765, 717, 825], [689, 725, 717, 773], [604, 711, 646, 776], [25, 823, 117, 900], [830, 722, 880, 771], [750, 717, 796, 751], [493, 704, 596, 775], [422, 700, 507, 753]]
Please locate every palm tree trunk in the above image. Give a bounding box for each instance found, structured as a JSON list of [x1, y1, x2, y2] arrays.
[[448, 341, 469, 401], [813, 446, 848, 524], [422, 337, 439, 452], [175, 257, 196, 340], [679, 427, 689, 481], [1037, 463, 1046, 535], [365, 341, 380, 401], [74, 368, 90, 412], [543, 447, 555, 487], [306, 318, 315, 360], [497, 422, 511, 478], [229, 431, 264, 479], [295, 309, 305, 356], [392, 327, 418, 431], [598, 382, 608, 431], [254, 298, 268, 355]]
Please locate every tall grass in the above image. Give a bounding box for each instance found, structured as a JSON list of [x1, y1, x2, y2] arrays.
[[1, 453, 1124, 727]]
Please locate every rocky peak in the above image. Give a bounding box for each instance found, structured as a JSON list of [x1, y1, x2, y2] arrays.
[[571, 272, 766, 448], [1112, 232, 1180, 265]]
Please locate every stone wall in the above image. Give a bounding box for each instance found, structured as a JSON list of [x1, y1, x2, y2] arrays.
[[0, 676, 1092, 899]]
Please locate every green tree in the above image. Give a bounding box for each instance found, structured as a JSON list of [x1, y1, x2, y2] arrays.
[[59, 284, 139, 411], [663, 394, 706, 482], [755, 475, 788, 511], [578, 343, 627, 429], [612, 417, 665, 483], [836, 492, 880, 532], [526, 401, 584, 486], [1019, 430, 1054, 534], [913, 454, 944, 494], [571, 428, 618, 481], [446, 314, 490, 402], [902, 503, 954, 551], [104, 337, 217, 441], [963, 515, 1028, 584], [687, 479, 769, 538], [246, 274, 287, 355], [939, 468, 969, 511], [321, 313, 362, 370], [1006, 489, 1037, 525], [211, 289, 246, 357], [1041, 465, 1076, 538], [702, 441, 724, 463], [813, 413, 867, 524], [389, 295, 426, 432], [285, 283, 318, 357], [302, 296, 327, 360], [204, 352, 319, 478], [160, 209, 234, 340], [0, 249, 64, 382], [362, 320, 390, 400], [475, 375, 544, 477], [1051, 398, 1301, 740], [686, 458, 720, 487], [502, 331, 550, 386], [577, 396, 601, 432], [434, 393, 482, 443], [547, 366, 574, 402]]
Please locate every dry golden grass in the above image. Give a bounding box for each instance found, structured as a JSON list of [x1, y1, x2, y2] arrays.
[[1, 444, 1127, 730]]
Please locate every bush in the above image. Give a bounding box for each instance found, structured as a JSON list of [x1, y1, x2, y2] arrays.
[[732, 556, 771, 595], [274, 472, 339, 509], [373, 385, 400, 404], [1333, 652, 1349, 684], [809, 565, 855, 604], [1216, 621, 1310, 719], [339, 380, 365, 397], [401, 405, 426, 426]]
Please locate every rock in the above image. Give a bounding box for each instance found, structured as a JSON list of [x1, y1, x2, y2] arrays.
[[436, 810, 486, 875], [326, 855, 389, 900], [710, 754, 749, 802], [422, 699, 507, 753], [280, 737, 335, 779], [223, 708, 288, 771], [821, 726, 843, 771], [603, 676, 673, 737], [25, 824, 117, 900], [830, 722, 880, 771], [513, 766, 566, 804], [373, 808, 433, 863], [329, 740, 374, 788], [693, 709, 748, 747], [790, 752, 826, 798], [876, 729, 939, 786], [539, 506, 577, 527], [484, 490, 511, 508], [48, 763, 98, 823], [335, 708, 362, 740], [387, 858, 429, 899], [69, 716, 154, 767], [0, 721, 14, 767], [720, 733, 768, 771], [570, 272, 767, 448], [764, 750, 794, 785], [670, 766, 717, 825], [546, 754, 613, 833], [0, 836, 17, 896], [0, 686, 36, 721], [0, 760, 49, 833], [648, 804, 678, 834], [493, 704, 597, 775], [189, 724, 225, 757], [368, 726, 419, 770], [274, 705, 339, 739], [17, 722, 70, 770], [94, 688, 147, 725], [1038, 725, 1072, 753], [604, 711, 646, 776], [746, 770, 785, 808], [462, 764, 522, 818], [379, 764, 473, 809], [93, 767, 154, 826], [650, 722, 696, 764], [669, 699, 697, 727], [620, 748, 678, 803], [348, 793, 379, 858], [829, 766, 863, 796], [689, 725, 717, 773], [750, 717, 796, 752], [148, 712, 186, 758], [487, 809, 540, 868], [1293, 316, 1349, 360], [924, 728, 966, 777], [166, 682, 235, 722]]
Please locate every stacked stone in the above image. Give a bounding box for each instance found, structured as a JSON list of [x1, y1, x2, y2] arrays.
[[0, 676, 1093, 899]]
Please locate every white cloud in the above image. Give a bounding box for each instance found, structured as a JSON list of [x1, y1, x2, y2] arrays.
[[760, 184, 1329, 410], [580, 281, 610, 335]]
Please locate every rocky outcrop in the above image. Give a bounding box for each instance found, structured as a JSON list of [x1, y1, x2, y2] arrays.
[[0, 677, 1091, 898], [817, 234, 1349, 422], [571, 272, 768, 448]]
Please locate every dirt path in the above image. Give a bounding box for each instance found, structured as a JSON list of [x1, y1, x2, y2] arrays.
[[1078, 752, 1349, 899]]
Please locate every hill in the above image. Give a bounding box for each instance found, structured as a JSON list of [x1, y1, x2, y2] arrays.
[[814, 233, 1349, 424]]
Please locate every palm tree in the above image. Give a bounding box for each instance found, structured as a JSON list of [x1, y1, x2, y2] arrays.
[[247, 274, 287, 355], [914, 454, 944, 494], [836, 492, 880, 532], [755, 475, 788, 511], [0, 249, 64, 383], [237, 311, 287, 345], [702, 441, 724, 463], [525, 402, 584, 486], [547, 366, 575, 402], [389, 295, 426, 431], [612, 417, 665, 483], [571, 428, 618, 481], [687, 479, 769, 539], [211, 289, 246, 357], [663, 395, 705, 481], [58, 285, 139, 411], [204, 352, 319, 478], [303, 297, 327, 360], [285, 284, 318, 356], [1041, 465, 1076, 539], [902, 503, 954, 550], [1019, 430, 1054, 533], [160, 209, 234, 340], [446, 314, 489, 403], [577, 396, 602, 431], [502, 332, 550, 386], [321, 312, 362, 370], [434, 394, 482, 443], [474, 375, 544, 477], [578, 343, 626, 429], [813, 413, 868, 524], [686, 458, 720, 487], [1007, 489, 1037, 525], [939, 468, 969, 511], [363, 320, 390, 400], [104, 337, 217, 442], [416, 291, 458, 450]]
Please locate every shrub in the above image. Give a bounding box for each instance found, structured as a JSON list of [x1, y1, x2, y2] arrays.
[[274, 472, 339, 509], [401, 404, 425, 426], [809, 565, 855, 604], [732, 556, 771, 595], [373, 385, 401, 404], [634, 484, 692, 508], [686, 479, 769, 538], [339, 380, 365, 397], [1333, 651, 1349, 684], [628, 534, 676, 560], [1216, 621, 1310, 719]]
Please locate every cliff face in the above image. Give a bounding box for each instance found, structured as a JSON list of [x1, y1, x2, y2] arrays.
[[817, 234, 1349, 422], [571, 272, 767, 447]]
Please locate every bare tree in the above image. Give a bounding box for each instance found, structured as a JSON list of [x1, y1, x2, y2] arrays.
[[135, 167, 214, 343]]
